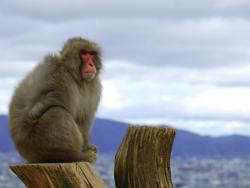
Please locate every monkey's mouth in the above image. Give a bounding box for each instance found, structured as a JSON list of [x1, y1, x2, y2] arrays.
[[80, 62, 97, 81], [84, 71, 95, 74], [83, 69, 96, 75], [81, 71, 96, 80]]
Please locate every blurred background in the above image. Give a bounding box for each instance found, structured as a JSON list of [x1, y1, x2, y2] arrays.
[[1, 0, 250, 187]]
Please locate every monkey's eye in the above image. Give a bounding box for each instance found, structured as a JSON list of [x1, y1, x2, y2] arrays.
[[89, 51, 97, 56], [80, 50, 88, 54], [80, 50, 96, 56]]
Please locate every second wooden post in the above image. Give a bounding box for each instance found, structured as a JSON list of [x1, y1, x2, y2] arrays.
[[114, 126, 176, 188]]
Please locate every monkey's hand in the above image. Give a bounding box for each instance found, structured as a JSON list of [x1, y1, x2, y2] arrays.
[[29, 92, 65, 119], [29, 102, 44, 119], [83, 144, 97, 153], [88, 144, 98, 152]]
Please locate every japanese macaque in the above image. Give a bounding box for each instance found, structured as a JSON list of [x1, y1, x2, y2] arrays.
[[8, 37, 102, 163]]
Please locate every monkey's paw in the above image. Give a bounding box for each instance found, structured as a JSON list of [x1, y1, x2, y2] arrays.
[[28, 109, 38, 119], [88, 144, 97, 152], [83, 144, 97, 153]]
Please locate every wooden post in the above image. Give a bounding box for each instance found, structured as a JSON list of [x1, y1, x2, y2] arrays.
[[10, 162, 106, 188], [114, 126, 176, 188]]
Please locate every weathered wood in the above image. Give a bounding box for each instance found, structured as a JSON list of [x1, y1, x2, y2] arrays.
[[115, 126, 176, 188], [10, 162, 106, 188]]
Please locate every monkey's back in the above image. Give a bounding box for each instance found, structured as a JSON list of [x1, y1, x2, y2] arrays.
[[8, 56, 61, 139]]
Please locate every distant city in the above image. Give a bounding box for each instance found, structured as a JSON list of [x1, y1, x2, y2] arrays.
[[1, 152, 250, 188], [1, 116, 250, 187]]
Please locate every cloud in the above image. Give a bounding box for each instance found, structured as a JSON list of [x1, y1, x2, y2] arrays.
[[2, 59, 250, 136], [1, 0, 250, 21], [0, 61, 36, 78], [99, 61, 250, 123], [168, 120, 250, 136], [0, 0, 250, 136], [0, 78, 19, 114], [1, 14, 250, 69], [102, 61, 250, 86]]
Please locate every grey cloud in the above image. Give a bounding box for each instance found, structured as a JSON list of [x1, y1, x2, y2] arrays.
[[101, 18, 250, 68], [1, 0, 250, 136], [1, 12, 250, 69], [102, 61, 250, 87], [1, 0, 250, 22], [0, 13, 34, 38], [0, 62, 36, 78]]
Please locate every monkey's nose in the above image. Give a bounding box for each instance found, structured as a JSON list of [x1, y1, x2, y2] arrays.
[[89, 61, 94, 67]]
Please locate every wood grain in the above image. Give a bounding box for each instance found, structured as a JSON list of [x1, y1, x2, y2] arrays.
[[10, 162, 106, 188], [115, 126, 176, 188]]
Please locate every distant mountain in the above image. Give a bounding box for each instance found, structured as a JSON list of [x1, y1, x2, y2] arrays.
[[1, 114, 250, 157], [92, 118, 127, 153], [172, 128, 250, 157], [0, 115, 15, 151]]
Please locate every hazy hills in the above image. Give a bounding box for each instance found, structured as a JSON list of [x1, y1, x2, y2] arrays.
[[1, 115, 250, 157]]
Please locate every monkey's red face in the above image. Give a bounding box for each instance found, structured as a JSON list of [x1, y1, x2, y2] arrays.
[[80, 50, 97, 81]]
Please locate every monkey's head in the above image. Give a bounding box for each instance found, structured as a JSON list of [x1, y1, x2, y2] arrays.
[[60, 37, 102, 82]]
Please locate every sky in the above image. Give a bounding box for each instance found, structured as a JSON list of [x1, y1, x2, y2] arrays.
[[1, 0, 250, 136]]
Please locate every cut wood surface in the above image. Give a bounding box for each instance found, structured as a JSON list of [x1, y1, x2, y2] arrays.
[[115, 126, 176, 188], [10, 162, 106, 188]]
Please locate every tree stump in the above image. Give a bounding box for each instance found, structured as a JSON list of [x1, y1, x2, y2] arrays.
[[10, 162, 106, 188], [114, 126, 176, 188]]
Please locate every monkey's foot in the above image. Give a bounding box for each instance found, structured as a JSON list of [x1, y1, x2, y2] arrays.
[[82, 149, 97, 163]]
